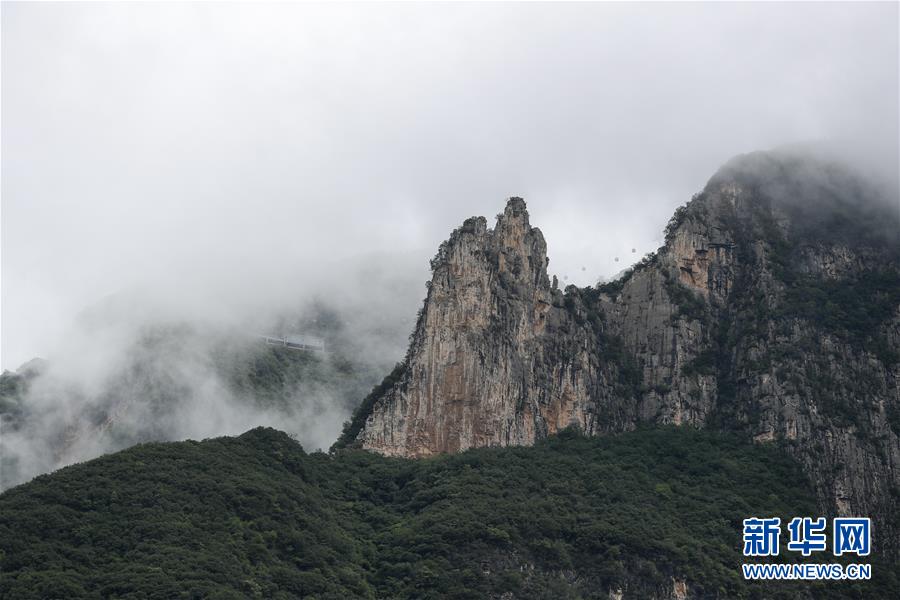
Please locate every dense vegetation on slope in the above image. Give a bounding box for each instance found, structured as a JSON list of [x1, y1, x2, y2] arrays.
[[2, 427, 896, 599]]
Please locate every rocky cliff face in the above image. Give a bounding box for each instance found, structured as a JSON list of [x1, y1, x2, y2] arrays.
[[357, 198, 639, 456], [347, 150, 900, 550]]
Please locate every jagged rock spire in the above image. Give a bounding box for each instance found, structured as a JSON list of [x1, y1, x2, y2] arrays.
[[348, 155, 900, 551], [356, 196, 610, 456]]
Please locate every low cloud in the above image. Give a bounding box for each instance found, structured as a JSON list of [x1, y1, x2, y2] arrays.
[[1, 3, 897, 484]]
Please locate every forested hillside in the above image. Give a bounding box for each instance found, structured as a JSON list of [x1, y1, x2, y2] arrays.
[[2, 427, 896, 599]]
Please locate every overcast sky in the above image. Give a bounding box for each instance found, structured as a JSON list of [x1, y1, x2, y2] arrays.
[[2, 2, 898, 370]]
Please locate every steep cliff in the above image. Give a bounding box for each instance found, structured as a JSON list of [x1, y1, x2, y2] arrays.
[[342, 150, 900, 550], [351, 198, 640, 457], [598, 153, 900, 548]]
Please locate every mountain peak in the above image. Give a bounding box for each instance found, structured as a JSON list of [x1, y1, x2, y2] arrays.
[[344, 155, 900, 550], [503, 196, 528, 216]]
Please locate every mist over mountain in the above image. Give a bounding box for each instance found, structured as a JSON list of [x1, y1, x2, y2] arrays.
[[0, 260, 424, 489], [2, 147, 899, 598], [2, 3, 899, 598], [3, 147, 897, 496], [3, 2, 898, 370], [337, 149, 900, 559]]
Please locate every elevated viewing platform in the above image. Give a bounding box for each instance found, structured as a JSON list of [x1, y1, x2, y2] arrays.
[[257, 334, 326, 353]]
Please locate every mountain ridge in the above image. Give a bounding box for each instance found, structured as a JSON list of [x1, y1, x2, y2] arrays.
[[340, 149, 900, 550]]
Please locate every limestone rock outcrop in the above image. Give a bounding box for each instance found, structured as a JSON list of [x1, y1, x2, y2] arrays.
[[346, 150, 900, 550], [358, 198, 637, 456]]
